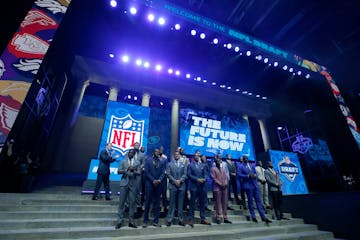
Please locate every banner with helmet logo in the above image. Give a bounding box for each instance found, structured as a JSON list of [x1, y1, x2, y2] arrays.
[[269, 150, 308, 195], [87, 101, 150, 181]]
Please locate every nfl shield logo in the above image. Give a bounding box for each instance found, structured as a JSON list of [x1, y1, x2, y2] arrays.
[[278, 156, 300, 182], [108, 114, 144, 155]]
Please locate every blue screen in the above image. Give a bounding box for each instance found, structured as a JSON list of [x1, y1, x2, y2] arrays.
[[179, 108, 255, 159]]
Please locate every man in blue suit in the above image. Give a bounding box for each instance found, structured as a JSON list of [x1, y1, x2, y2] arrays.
[[115, 149, 141, 229], [237, 155, 271, 223], [92, 143, 118, 200], [187, 150, 211, 227], [143, 148, 166, 227], [166, 150, 187, 226]]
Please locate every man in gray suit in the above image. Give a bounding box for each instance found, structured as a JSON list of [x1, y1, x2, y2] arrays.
[[133, 142, 145, 211], [115, 149, 141, 229], [265, 161, 283, 220], [166, 150, 188, 226]]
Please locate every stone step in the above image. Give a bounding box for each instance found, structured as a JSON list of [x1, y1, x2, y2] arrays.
[[0, 223, 320, 240], [0, 215, 303, 230]]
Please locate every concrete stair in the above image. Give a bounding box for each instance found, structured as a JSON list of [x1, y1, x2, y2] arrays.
[[0, 187, 338, 240]]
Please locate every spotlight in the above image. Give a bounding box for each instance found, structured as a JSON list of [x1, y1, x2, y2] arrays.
[[212, 82, 216, 85], [168, 68, 173, 74], [135, 59, 142, 66], [106, 91, 109, 95], [283, 65, 288, 70], [160, 101, 164, 106], [262, 96, 267, 100], [127, 95, 131, 99], [305, 74, 310, 79], [110, 0, 117, 7], [297, 70, 302, 75], [191, 29, 196, 36], [234, 46, 240, 52], [200, 33, 206, 39], [196, 77, 201, 81], [186, 73, 191, 78], [203, 79, 207, 83], [121, 55, 129, 63], [147, 14, 155, 22], [235, 89, 240, 92], [289, 67, 293, 73], [248, 92, 253, 95], [158, 17, 165, 25], [242, 91, 248, 94], [134, 96, 138, 100], [174, 24, 181, 30], [213, 38, 219, 44], [277, 126, 283, 130], [175, 70, 180, 76], [246, 51, 251, 56], [256, 94, 260, 98], [256, 55, 262, 60], [144, 61, 150, 68], [273, 62, 278, 67], [264, 58, 269, 63], [227, 43, 232, 49], [155, 64, 162, 71], [220, 85, 226, 88], [109, 53, 114, 58], [129, 7, 137, 15], [227, 86, 231, 90]]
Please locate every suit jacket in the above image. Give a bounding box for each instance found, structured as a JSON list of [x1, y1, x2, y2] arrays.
[[117, 156, 141, 187], [97, 149, 116, 175], [255, 166, 266, 183], [144, 156, 166, 188], [265, 168, 282, 192], [210, 166, 228, 191], [237, 162, 258, 190], [134, 151, 145, 167], [187, 161, 207, 191], [226, 160, 237, 178], [166, 160, 187, 190]]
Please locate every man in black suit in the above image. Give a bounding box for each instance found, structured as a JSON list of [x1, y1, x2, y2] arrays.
[[92, 143, 118, 200], [143, 148, 166, 227]]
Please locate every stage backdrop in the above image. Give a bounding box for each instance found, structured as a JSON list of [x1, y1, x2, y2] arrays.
[[269, 150, 308, 195], [179, 108, 255, 159], [87, 101, 150, 181]]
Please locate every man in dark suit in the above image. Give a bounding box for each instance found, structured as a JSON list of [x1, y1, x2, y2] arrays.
[[92, 143, 118, 200], [237, 155, 271, 223], [166, 150, 187, 226], [143, 148, 166, 227], [187, 150, 211, 227], [115, 149, 141, 229], [133, 142, 145, 211], [226, 154, 241, 205]]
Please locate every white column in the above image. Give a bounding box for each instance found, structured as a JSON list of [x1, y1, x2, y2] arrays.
[[258, 119, 271, 151], [242, 114, 249, 122], [141, 93, 150, 107], [171, 99, 179, 158], [108, 87, 118, 101], [70, 80, 89, 126]]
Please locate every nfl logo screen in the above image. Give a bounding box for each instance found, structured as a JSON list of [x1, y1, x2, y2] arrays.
[[108, 114, 145, 155]]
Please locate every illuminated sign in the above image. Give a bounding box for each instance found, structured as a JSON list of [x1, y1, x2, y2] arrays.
[[180, 108, 255, 159]]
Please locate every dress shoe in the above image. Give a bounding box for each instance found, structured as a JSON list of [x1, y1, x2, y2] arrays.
[[215, 219, 221, 224], [105, 197, 112, 201], [115, 223, 122, 229], [224, 219, 232, 224], [262, 218, 272, 223], [205, 207, 212, 212], [188, 220, 194, 228], [128, 222, 137, 228], [200, 219, 211, 225], [166, 222, 171, 227], [92, 196, 99, 200], [281, 217, 290, 220], [142, 222, 148, 228], [252, 218, 258, 223], [227, 206, 234, 210], [153, 223, 161, 227], [178, 221, 185, 226]]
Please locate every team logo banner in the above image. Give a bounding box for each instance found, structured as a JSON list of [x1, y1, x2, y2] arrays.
[[179, 108, 255, 159], [269, 150, 308, 195], [87, 101, 150, 181]]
